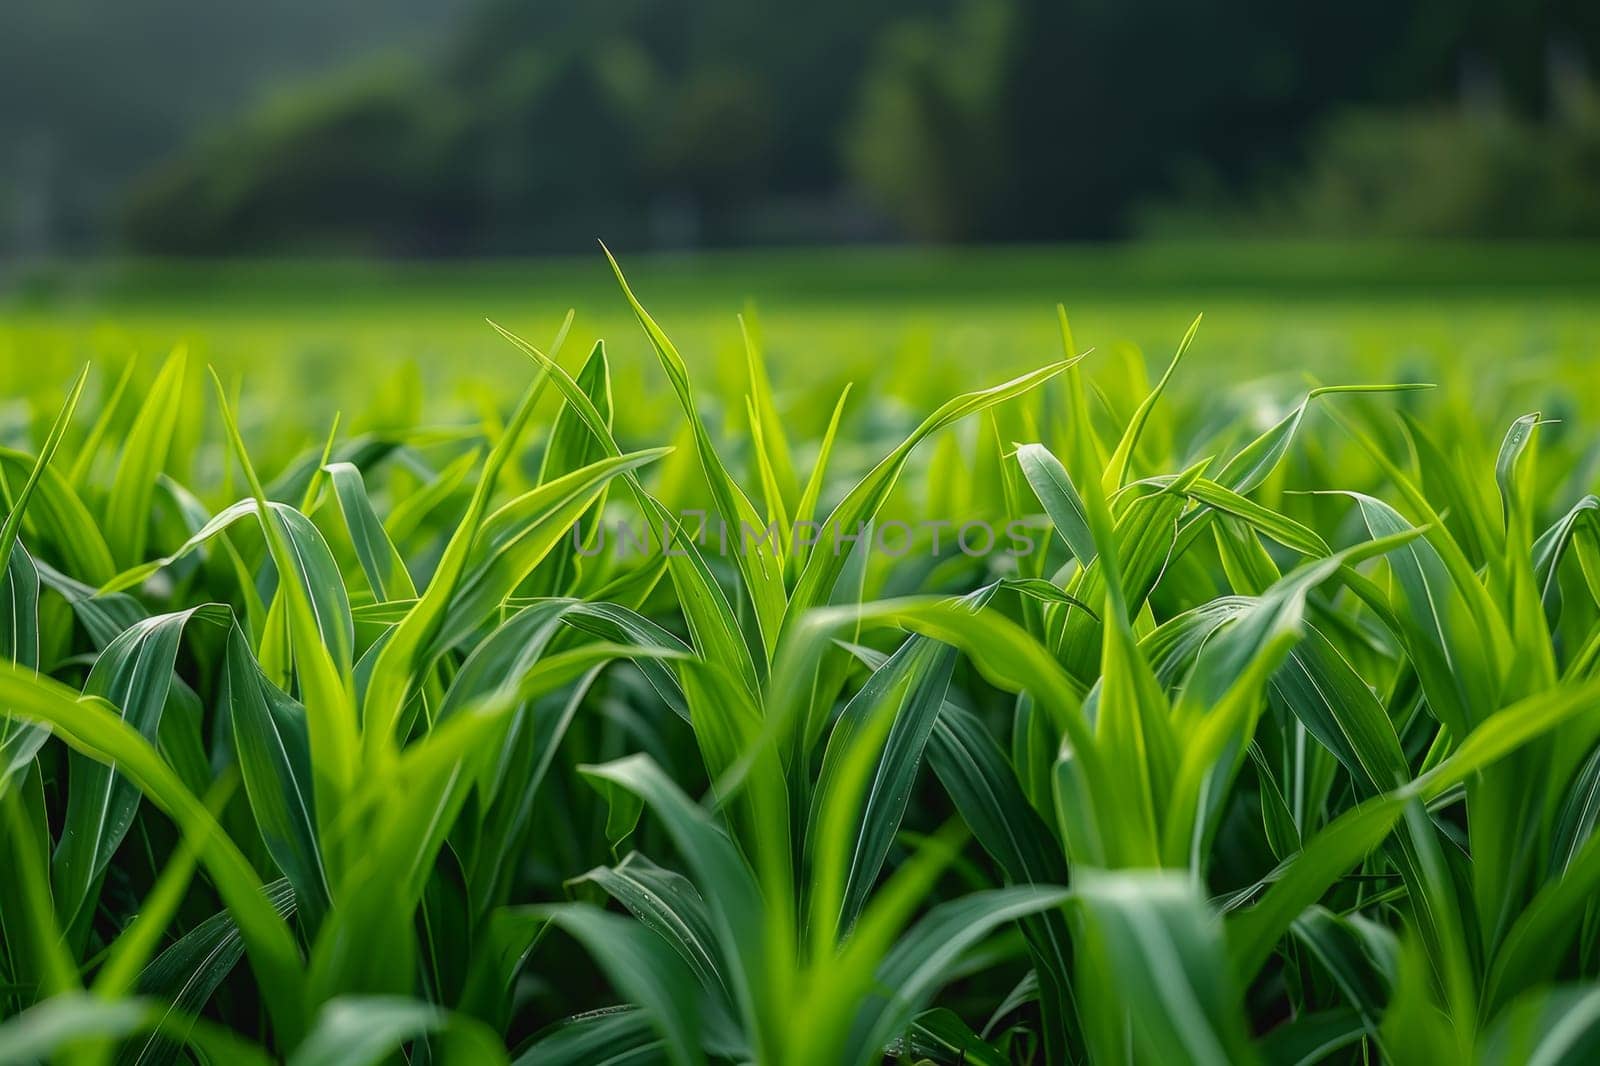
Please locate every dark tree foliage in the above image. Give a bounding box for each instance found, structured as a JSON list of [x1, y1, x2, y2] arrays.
[[115, 0, 1600, 253]]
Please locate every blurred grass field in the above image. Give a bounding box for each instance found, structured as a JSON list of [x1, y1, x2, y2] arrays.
[[5, 244, 1598, 445]]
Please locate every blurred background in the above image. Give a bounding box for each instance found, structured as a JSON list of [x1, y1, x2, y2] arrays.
[[5, 0, 1600, 258], [3, 0, 1599, 436]]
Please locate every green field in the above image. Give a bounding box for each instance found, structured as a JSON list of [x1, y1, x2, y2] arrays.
[[3, 245, 1600, 1064], [6, 244, 1599, 436]]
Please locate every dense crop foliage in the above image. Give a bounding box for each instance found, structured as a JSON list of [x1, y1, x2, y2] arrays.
[[3, 255, 1600, 1064]]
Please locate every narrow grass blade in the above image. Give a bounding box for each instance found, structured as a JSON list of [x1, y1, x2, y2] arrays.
[[105, 349, 186, 567]]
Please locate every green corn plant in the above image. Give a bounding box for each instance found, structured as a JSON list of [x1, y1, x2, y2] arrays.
[[3, 256, 1600, 1066]]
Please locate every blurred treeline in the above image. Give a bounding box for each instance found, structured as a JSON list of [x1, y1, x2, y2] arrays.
[[0, 0, 469, 254], [8, 0, 1600, 255]]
